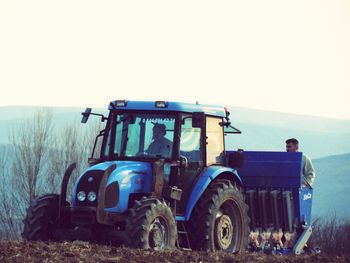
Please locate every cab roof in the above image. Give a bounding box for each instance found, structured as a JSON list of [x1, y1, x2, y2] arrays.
[[108, 100, 227, 118]]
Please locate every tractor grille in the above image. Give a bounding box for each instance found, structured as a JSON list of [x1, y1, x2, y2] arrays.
[[76, 170, 104, 207]]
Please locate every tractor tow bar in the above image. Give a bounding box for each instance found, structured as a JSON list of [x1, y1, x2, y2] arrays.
[[293, 225, 313, 255]]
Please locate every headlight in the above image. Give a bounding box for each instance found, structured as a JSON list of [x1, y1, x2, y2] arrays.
[[88, 191, 97, 202], [77, 191, 86, 201]]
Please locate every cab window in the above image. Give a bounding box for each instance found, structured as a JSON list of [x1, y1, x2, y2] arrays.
[[206, 117, 224, 165]]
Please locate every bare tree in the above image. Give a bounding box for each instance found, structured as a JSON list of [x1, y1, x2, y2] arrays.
[[46, 119, 102, 199], [0, 145, 24, 239], [81, 118, 104, 160], [0, 109, 104, 239], [46, 123, 83, 194], [47, 123, 85, 194], [0, 147, 9, 238], [10, 109, 54, 209]]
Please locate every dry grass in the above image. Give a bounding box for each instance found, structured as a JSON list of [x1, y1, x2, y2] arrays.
[[310, 215, 350, 256]]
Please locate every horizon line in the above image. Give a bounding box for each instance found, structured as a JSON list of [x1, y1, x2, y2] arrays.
[[1, 103, 350, 122]]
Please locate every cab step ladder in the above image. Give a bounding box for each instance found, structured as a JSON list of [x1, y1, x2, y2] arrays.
[[176, 221, 192, 251]]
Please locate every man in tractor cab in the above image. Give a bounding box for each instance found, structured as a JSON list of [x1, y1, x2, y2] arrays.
[[286, 138, 316, 188], [148, 123, 172, 158]]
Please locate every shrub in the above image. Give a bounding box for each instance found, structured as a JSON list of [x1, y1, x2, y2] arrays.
[[310, 215, 350, 256]]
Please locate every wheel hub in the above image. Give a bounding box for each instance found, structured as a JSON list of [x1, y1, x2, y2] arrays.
[[215, 214, 233, 250], [149, 218, 167, 250]]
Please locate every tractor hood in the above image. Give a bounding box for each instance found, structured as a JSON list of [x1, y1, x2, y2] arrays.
[[72, 160, 153, 213]]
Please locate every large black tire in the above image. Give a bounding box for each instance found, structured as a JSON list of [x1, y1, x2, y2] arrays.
[[126, 197, 177, 250], [22, 194, 59, 241], [187, 179, 249, 253]]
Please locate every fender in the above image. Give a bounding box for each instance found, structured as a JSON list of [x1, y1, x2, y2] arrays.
[[59, 162, 76, 223], [97, 163, 117, 225], [178, 166, 242, 221]]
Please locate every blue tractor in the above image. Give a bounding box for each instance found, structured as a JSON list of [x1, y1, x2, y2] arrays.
[[22, 100, 313, 254]]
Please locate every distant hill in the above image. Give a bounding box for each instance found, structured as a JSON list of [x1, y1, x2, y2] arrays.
[[0, 106, 107, 144], [227, 106, 350, 158], [312, 153, 350, 219], [1, 105, 350, 159]]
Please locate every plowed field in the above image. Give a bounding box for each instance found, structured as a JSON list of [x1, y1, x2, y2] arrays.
[[0, 241, 348, 263]]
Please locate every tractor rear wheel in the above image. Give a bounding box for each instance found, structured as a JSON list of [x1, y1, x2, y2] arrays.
[[187, 179, 249, 253], [126, 197, 177, 250], [22, 194, 59, 241]]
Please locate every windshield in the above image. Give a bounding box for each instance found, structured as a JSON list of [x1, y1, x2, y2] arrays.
[[103, 112, 176, 159]]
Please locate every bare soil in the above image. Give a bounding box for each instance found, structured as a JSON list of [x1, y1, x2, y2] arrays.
[[0, 241, 348, 263]]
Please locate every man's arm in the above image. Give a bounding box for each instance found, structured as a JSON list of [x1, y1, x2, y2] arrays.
[[302, 155, 316, 187]]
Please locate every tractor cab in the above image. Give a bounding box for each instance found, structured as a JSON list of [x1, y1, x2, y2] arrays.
[[81, 100, 243, 216]]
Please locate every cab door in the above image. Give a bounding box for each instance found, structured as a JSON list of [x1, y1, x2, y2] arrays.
[[177, 114, 205, 215]]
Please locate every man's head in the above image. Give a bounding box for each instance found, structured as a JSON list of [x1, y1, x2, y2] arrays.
[[152, 123, 166, 140], [286, 138, 299, 152]]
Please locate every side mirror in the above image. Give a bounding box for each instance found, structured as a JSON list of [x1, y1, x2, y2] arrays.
[[192, 112, 205, 128], [228, 150, 245, 169], [81, 108, 92, 123]]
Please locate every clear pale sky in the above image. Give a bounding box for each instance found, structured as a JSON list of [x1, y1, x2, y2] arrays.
[[0, 1, 349, 120]]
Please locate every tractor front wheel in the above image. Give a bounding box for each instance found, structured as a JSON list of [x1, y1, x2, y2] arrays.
[[126, 197, 177, 250], [22, 194, 59, 241]]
